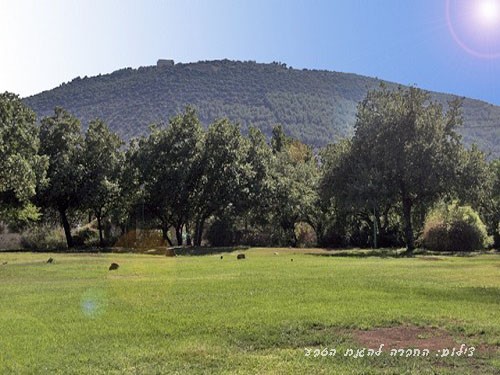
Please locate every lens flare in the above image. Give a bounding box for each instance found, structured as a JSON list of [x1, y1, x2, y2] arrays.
[[81, 289, 107, 318], [476, 0, 500, 26], [446, 0, 500, 58]]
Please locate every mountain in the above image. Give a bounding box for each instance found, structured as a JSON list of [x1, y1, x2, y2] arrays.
[[24, 60, 500, 157]]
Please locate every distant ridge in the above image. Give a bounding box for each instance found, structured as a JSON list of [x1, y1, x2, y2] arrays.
[[24, 60, 500, 157]]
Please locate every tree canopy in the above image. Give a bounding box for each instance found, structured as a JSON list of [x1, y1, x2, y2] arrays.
[[38, 107, 84, 248], [2, 87, 498, 252], [0, 92, 47, 224], [323, 86, 466, 253]]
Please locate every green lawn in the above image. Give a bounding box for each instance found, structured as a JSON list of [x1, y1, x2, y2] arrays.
[[0, 249, 498, 374]]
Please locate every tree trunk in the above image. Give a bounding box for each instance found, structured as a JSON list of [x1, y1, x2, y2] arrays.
[[175, 224, 183, 246], [314, 220, 325, 247], [402, 195, 415, 255], [59, 208, 73, 249], [281, 219, 296, 247], [186, 223, 192, 246], [291, 225, 298, 247], [97, 214, 104, 247], [194, 217, 206, 247], [161, 224, 173, 247]]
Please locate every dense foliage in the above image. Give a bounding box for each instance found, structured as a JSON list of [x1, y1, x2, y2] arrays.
[[422, 201, 492, 252], [37, 108, 84, 248], [1, 85, 499, 251], [0, 93, 47, 224], [24, 60, 500, 158]]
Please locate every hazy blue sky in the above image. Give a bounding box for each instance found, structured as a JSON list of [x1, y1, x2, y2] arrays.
[[1, 0, 499, 104]]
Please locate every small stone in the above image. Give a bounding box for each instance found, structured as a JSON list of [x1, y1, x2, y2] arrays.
[[109, 262, 119, 271]]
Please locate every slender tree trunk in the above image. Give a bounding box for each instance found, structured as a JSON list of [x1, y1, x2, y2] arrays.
[[97, 214, 104, 248], [175, 224, 183, 246], [402, 195, 415, 255], [314, 220, 324, 247], [59, 208, 73, 249], [194, 217, 206, 246], [194, 221, 201, 247], [375, 212, 383, 247], [186, 223, 192, 246]]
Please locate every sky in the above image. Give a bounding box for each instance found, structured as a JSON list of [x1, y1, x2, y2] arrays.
[[1, 0, 499, 104]]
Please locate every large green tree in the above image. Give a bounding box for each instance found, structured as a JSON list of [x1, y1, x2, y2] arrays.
[[191, 119, 252, 246], [38, 107, 84, 248], [0, 92, 47, 224], [344, 86, 464, 254], [82, 119, 124, 247], [243, 126, 274, 226], [110, 138, 142, 237], [489, 159, 500, 247], [267, 126, 319, 246], [137, 107, 204, 245]]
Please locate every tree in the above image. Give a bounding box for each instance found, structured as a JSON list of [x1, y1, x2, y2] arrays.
[[110, 138, 142, 237], [482, 159, 500, 247], [317, 140, 355, 247], [243, 126, 274, 226], [38, 108, 84, 248], [268, 126, 319, 246], [136, 126, 174, 246], [491, 159, 500, 247], [0, 92, 47, 224], [271, 124, 290, 153], [345, 86, 463, 254], [82, 119, 124, 247], [191, 118, 252, 246], [161, 107, 204, 245], [137, 107, 204, 246]]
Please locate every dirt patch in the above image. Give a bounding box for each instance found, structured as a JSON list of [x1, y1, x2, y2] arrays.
[[353, 325, 458, 351]]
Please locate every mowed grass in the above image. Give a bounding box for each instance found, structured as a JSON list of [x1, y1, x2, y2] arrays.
[[0, 249, 498, 374]]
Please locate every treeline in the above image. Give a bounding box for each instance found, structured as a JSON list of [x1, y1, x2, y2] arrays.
[[1, 87, 499, 253]]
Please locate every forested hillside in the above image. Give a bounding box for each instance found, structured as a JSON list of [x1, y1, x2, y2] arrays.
[[24, 60, 500, 156]]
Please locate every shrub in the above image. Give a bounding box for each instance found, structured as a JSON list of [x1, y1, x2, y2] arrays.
[[294, 222, 317, 247], [112, 229, 169, 249], [73, 227, 100, 247], [422, 201, 492, 252], [239, 226, 275, 247], [21, 225, 67, 251], [207, 217, 237, 247]]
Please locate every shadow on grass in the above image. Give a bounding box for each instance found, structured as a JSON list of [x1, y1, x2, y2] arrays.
[[309, 249, 404, 259], [171, 246, 249, 256], [1, 246, 249, 255], [308, 248, 496, 259]]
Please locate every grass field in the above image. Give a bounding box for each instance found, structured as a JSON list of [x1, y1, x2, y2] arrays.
[[0, 248, 499, 374]]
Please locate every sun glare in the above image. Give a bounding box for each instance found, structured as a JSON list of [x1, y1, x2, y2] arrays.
[[476, 0, 500, 27], [446, 0, 500, 58]]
